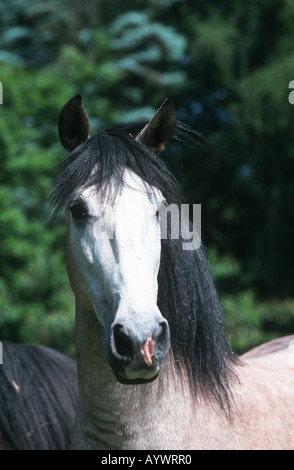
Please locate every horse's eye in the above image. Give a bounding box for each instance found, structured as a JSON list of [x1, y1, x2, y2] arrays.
[[156, 210, 160, 219], [69, 201, 88, 221]]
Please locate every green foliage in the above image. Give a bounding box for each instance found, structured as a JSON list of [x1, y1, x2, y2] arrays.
[[111, 11, 186, 77], [172, 0, 294, 297], [0, 63, 72, 353], [0, 0, 293, 356], [106, 11, 188, 121], [190, 18, 238, 86], [0, 0, 69, 66], [237, 55, 294, 132], [209, 249, 294, 353], [0, 21, 123, 354]]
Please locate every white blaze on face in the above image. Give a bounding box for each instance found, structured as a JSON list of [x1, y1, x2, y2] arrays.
[[67, 170, 165, 329]]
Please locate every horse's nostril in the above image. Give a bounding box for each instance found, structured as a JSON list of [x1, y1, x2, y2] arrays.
[[112, 324, 133, 358], [156, 321, 170, 355], [159, 321, 166, 337], [111, 318, 170, 366]]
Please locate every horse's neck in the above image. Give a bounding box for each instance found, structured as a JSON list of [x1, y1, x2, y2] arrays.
[[70, 303, 294, 450], [71, 302, 195, 450], [70, 302, 117, 449]]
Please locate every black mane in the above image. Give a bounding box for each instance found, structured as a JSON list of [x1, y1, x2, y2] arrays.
[[50, 120, 236, 411], [50, 121, 198, 218]]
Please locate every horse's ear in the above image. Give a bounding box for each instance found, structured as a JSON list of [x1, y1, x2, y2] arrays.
[[58, 95, 91, 152], [135, 98, 176, 153]]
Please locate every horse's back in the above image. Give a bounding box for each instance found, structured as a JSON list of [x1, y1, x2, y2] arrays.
[[241, 334, 294, 361], [0, 342, 78, 450], [231, 335, 294, 449]]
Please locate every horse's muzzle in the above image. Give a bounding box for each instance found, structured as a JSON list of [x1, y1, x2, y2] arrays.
[[107, 317, 170, 384]]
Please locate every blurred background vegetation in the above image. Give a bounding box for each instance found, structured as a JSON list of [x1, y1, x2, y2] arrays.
[[0, 0, 294, 356]]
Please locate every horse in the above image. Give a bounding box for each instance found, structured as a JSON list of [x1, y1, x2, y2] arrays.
[[0, 342, 78, 450], [50, 94, 294, 450], [2, 95, 293, 450]]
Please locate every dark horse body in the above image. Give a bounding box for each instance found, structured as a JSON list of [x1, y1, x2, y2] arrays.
[[0, 342, 77, 450]]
